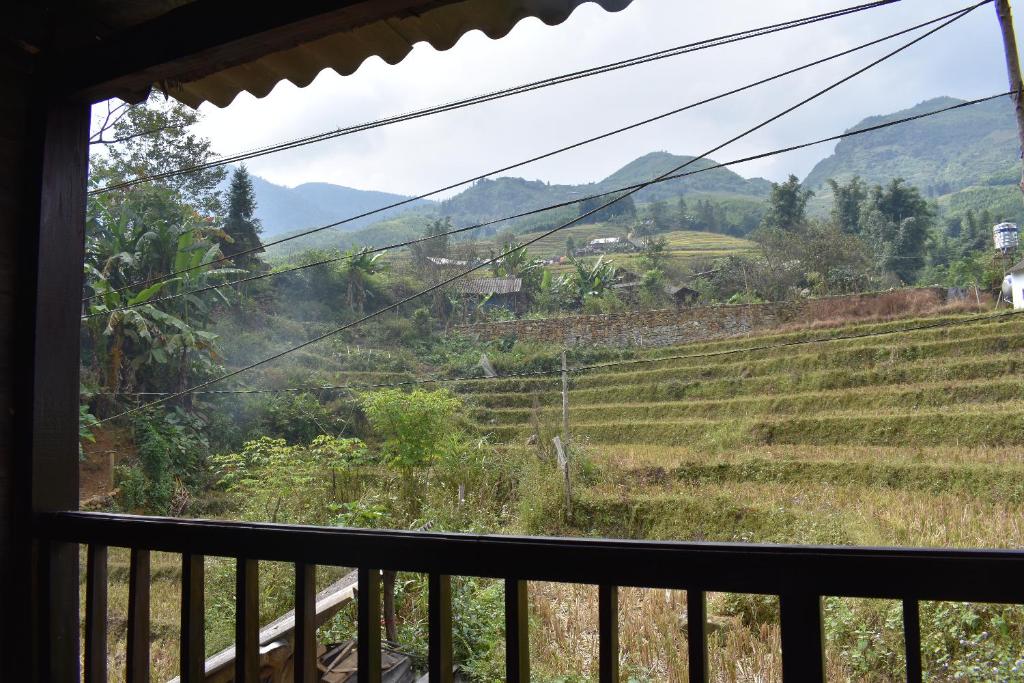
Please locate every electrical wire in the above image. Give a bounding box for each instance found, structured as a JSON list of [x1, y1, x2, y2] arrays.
[[83, 1, 979, 304], [88, 0, 904, 195], [83, 91, 1013, 320], [94, 2, 981, 423]]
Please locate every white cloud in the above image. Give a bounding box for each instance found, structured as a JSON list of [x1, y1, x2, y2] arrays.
[[189, 0, 1014, 195]]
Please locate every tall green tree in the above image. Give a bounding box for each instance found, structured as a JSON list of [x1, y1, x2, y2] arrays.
[[859, 179, 934, 283], [827, 176, 867, 234], [648, 200, 671, 233], [760, 174, 813, 232], [90, 94, 225, 213], [676, 197, 690, 229], [222, 165, 264, 267]]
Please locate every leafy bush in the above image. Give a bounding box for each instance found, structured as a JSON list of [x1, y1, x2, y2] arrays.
[[360, 389, 463, 469], [115, 408, 209, 514], [212, 435, 370, 524]]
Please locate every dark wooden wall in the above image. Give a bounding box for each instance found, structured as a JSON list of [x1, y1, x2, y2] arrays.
[[0, 54, 36, 682], [0, 48, 90, 680]]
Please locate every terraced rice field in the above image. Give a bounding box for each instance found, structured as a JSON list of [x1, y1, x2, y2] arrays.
[[516, 224, 756, 272], [459, 312, 1024, 546], [458, 312, 1024, 680]]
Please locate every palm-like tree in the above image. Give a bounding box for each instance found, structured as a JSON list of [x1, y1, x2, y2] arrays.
[[561, 255, 619, 305], [343, 248, 386, 313], [491, 241, 540, 278]]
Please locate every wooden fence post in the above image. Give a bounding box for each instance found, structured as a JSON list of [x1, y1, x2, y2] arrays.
[[553, 436, 571, 519], [561, 350, 569, 444]]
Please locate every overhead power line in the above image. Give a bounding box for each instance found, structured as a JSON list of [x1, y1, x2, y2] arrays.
[[95, 2, 980, 423], [84, 91, 1013, 320], [84, 2, 975, 304], [88, 0, 903, 195], [110, 309, 1024, 397]]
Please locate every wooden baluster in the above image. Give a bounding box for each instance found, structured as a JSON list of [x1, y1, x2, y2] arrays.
[[428, 573, 453, 683], [779, 593, 825, 683], [179, 553, 205, 683], [85, 544, 108, 683], [358, 567, 382, 683], [598, 585, 619, 683], [126, 548, 151, 683], [903, 599, 923, 683], [505, 579, 529, 683], [687, 590, 708, 683], [235, 558, 259, 683], [295, 563, 317, 683]]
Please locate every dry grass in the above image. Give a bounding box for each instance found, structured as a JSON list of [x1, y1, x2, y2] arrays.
[[528, 584, 899, 682], [585, 444, 1024, 469]]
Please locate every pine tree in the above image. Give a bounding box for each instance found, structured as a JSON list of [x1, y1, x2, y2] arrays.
[[222, 165, 264, 267], [676, 197, 689, 229]]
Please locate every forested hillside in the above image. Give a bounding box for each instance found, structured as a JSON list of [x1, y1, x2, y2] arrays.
[[803, 95, 1018, 196]]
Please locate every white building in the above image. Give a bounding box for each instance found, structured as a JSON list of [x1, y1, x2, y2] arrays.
[[1005, 260, 1024, 309]]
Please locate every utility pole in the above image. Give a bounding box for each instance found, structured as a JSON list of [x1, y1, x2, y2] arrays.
[[995, 0, 1024, 195]]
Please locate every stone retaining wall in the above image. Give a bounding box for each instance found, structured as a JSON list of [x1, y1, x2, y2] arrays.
[[451, 288, 948, 348]]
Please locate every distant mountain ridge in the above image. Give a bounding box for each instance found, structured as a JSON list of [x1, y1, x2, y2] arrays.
[[252, 95, 1023, 255], [802, 96, 1019, 194], [437, 151, 772, 226], [225, 174, 435, 238]]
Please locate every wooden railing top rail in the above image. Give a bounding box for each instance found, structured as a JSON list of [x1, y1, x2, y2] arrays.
[[37, 511, 1024, 603]]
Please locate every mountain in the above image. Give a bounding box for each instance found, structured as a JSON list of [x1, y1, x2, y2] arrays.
[[438, 151, 772, 226], [224, 173, 435, 238], [802, 96, 1019, 195], [596, 151, 773, 199]]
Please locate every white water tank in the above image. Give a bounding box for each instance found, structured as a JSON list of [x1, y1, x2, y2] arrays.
[[993, 222, 1019, 253]]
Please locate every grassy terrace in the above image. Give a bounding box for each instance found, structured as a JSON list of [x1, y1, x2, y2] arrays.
[[453, 311, 1024, 680], [461, 312, 1024, 520], [514, 224, 757, 273]]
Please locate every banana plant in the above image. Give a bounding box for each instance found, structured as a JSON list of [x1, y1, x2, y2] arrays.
[[562, 254, 620, 305], [343, 247, 386, 313]]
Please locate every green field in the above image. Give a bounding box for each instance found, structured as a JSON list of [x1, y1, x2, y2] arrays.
[[512, 223, 756, 276]]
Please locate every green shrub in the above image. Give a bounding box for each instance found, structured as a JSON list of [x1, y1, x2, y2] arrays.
[[115, 408, 208, 514]]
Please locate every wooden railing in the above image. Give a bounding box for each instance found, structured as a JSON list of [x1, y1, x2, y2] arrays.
[[36, 511, 1024, 683]]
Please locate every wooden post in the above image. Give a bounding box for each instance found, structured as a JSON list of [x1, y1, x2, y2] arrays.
[[428, 574, 454, 683], [995, 0, 1024, 195], [383, 570, 398, 642], [18, 99, 91, 683], [560, 350, 570, 444], [505, 579, 530, 683], [553, 436, 572, 519]]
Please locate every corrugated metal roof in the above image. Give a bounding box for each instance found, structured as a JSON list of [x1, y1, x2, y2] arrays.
[[166, 0, 633, 108], [453, 277, 523, 295]]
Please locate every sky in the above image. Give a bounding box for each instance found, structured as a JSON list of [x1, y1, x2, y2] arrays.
[[183, 0, 1016, 197]]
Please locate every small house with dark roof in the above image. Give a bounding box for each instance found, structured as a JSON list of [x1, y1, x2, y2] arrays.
[[665, 284, 701, 307], [452, 277, 523, 311]]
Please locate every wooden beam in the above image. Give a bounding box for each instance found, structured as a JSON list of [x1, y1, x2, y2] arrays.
[[84, 545, 108, 683], [598, 585, 618, 683], [686, 590, 708, 683], [180, 553, 205, 683], [505, 579, 529, 683], [127, 549, 151, 683], [903, 599, 923, 683], [428, 573, 453, 683], [19, 97, 90, 683], [294, 563, 317, 683], [235, 558, 259, 683], [51, 0, 465, 104], [779, 593, 825, 683], [357, 567, 383, 683]]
